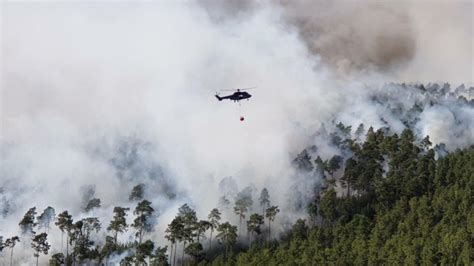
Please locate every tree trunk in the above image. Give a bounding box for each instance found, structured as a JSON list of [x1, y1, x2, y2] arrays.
[[224, 236, 228, 260], [61, 231, 64, 253], [169, 242, 173, 266], [209, 228, 213, 249], [114, 230, 118, 245], [239, 216, 242, 237], [268, 220, 271, 241], [182, 241, 186, 266], [73, 240, 77, 266], [173, 242, 177, 266], [66, 234, 69, 258], [225, 244, 228, 261], [139, 227, 143, 244], [36, 255, 39, 266], [10, 247, 14, 266]]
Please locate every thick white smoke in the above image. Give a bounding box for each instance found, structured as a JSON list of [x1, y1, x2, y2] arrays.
[[0, 1, 472, 264]]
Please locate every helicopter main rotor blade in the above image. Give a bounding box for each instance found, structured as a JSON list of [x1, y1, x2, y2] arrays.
[[219, 87, 256, 92]]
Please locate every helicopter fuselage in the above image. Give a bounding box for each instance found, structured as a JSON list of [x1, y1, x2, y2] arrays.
[[215, 91, 252, 102]]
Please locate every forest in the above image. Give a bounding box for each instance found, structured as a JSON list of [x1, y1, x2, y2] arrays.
[[1, 124, 472, 265]]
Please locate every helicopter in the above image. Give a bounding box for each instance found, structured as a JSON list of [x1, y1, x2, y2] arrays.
[[215, 87, 255, 122], [215, 87, 254, 102]]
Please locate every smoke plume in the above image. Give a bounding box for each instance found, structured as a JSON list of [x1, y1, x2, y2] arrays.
[[0, 1, 472, 264]]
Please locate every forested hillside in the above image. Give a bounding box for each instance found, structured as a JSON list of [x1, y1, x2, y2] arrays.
[[232, 129, 474, 265], [1, 127, 472, 265]]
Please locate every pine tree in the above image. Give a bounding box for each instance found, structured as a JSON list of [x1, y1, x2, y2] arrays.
[[177, 204, 197, 263], [218, 196, 231, 210], [307, 200, 318, 226], [72, 217, 101, 263], [208, 208, 221, 249], [355, 123, 365, 138], [327, 155, 343, 178], [265, 206, 280, 240], [37, 206, 55, 233], [234, 188, 254, 236], [234, 198, 248, 236], [4, 236, 19, 266], [100, 236, 115, 265], [216, 222, 238, 260], [341, 157, 357, 197], [55, 211, 73, 257], [259, 188, 270, 216], [150, 246, 168, 266], [132, 200, 155, 244], [292, 149, 314, 172], [165, 215, 184, 266], [136, 240, 154, 265], [319, 189, 338, 225], [107, 206, 130, 245], [84, 198, 101, 212], [247, 213, 264, 245], [195, 220, 211, 243], [290, 219, 308, 240], [185, 242, 203, 263], [49, 253, 65, 266], [421, 135, 432, 151], [19, 207, 37, 234], [130, 183, 145, 201], [31, 232, 50, 266]]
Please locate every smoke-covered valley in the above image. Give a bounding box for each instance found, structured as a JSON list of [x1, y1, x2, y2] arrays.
[[0, 1, 473, 264]]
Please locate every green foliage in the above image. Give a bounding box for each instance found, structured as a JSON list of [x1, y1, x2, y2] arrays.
[[177, 203, 198, 243], [258, 188, 270, 215], [265, 205, 280, 240], [136, 240, 154, 264], [70, 217, 101, 263], [129, 183, 145, 201], [196, 220, 212, 243], [107, 206, 130, 245], [216, 222, 238, 259], [230, 134, 474, 265], [37, 207, 55, 233], [18, 126, 474, 265], [185, 242, 203, 261], [19, 207, 37, 234], [247, 213, 264, 244], [31, 232, 50, 265], [49, 253, 64, 266], [234, 188, 253, 234], [55, 211, 73, 233], [132, 200, 155, 244], [292, 149, 314, 172], [4, 235, 20, 265], [150, 245, 168, 266], [84, 198, 101, 212], [208, 208, 222, 248]]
